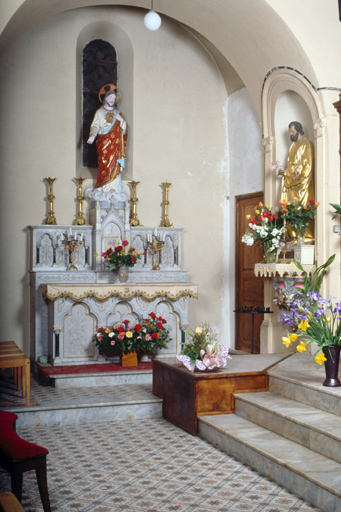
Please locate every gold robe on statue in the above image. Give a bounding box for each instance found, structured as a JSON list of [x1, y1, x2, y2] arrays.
[[280, 137, 314, 241]]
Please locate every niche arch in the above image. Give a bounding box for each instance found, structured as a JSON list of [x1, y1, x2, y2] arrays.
[[76, 21, 134, 181]]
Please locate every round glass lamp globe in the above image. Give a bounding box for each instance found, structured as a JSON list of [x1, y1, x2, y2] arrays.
[[144, 10, 162, 31]]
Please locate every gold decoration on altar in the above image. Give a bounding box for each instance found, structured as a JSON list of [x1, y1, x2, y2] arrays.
[[129, 181, 143, 226], [42, 177, 57, 225], [73, 177, 89, 226], [42, 283, 198, 303], [147, 233, 165, 270], [62, 231, 84, 271], [160, 182, 173, 227]]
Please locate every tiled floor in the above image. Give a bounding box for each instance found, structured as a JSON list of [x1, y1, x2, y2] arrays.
[[0, 417, 320, 512]]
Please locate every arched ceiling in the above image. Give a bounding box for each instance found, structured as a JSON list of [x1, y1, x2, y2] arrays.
[[0, 0, 318, 115]]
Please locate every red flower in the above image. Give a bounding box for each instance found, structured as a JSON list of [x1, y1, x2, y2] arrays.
[[107, 247, 113, 255], [258, 215, 262, 222], [162, 319, 167, 324], [156, 322, 163, 330], [118, 326, 125, 333], [282, 210, 286, 215], [135, 323, 142, 331], [263, 211, 269, 218], [149, 312, 156, 320], [250, 218, 256, 225], [274, 213, 278, 219], [98, 327, 104, 332], [115, 246, 123, 252], [122, 320, 130, 325], [308, 199, 315, 206], [122, 240, 129, 246], [132, 256, 137, 263], [152, 333, 158, 339], [269, 215, 273, 222]]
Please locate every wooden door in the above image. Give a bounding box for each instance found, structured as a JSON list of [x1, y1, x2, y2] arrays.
[[235, 193, 264, 353]]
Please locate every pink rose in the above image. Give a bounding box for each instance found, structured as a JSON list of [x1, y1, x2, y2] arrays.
[[118, 333, 125, 340], [122, 240, 129, 247], [110, 341, 115, 346], [97, 335, 103, 341], [145, 334, 151, 341]]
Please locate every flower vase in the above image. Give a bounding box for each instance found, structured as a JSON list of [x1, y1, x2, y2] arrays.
[[322, 346, 341, 387], [118, 266, 129, 283], [265, 249, 277, 264], [120, 350, 138, 367]]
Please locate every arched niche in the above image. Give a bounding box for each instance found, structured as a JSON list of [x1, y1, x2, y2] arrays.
[[76, 21, 134, 181]]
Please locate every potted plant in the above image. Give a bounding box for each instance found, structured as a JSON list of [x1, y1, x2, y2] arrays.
[[241, 202, 285, 262], [281, 254, 341, 387], [102, 240, 143, 282], [176, 324, 231, 372], [95, 313, 171, 365]]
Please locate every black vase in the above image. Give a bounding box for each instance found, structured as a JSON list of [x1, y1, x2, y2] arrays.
[[322, 346, 341, 387]]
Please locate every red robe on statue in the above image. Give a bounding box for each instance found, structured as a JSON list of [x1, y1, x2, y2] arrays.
[[95, 120, 128, 189]]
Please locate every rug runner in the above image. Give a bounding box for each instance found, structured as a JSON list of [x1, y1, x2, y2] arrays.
[[38, 361, 153, 385]]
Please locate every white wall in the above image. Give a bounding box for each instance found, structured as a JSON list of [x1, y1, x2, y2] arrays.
[[222, 88, 264, 347]]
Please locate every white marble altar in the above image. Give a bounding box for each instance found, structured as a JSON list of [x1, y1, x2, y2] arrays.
[[29, 188, 197, 366]]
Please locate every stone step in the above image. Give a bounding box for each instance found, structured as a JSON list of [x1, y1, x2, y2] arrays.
[[234, 391, 341, 463], [198, 413, 341, 512], [47, 369, 153, 388], [5, 383, 162, 429], [267, 355, 341, 417]]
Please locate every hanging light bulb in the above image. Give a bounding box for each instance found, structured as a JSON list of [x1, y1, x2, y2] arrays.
[[144, 0, 162, 31]]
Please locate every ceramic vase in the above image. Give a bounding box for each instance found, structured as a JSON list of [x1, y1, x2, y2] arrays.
[[118, 265, 129, 283], [322, 346, 341, 387]]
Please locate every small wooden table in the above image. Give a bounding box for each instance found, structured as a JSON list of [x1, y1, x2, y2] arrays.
[[0, 341, 32, 406], [153, 357, 270, 435]]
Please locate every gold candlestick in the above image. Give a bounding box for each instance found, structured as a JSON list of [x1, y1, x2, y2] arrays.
[[160, 182, 173, 227], [147, 235, 165, 270], [43, 177, 57, 225], [129, 181, 143, 226], [73, 177, 89, 226], [62, 233, 83, 270]]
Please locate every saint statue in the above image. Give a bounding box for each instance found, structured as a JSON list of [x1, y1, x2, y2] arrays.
[[87, 84, 127, 191], [279, 121, 314, 241]]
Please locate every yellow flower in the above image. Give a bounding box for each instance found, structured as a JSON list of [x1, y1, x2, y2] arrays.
[[298, 319, 309, 331], [289, 333, 298, 342], [266, 205, 270, 208], [326, 317, 331, 323], [94, 252, 98, 258], [255, 210, 260, 214], [195, 327, 202, 335], [259, 202, 263, 207], [315, 353, 327, 365], [246, 214, 251, 219], [105, 328, 111, 333], [126, 331, 133, 338], [282, 336, 292, 347], [296, 341, 308, 353]]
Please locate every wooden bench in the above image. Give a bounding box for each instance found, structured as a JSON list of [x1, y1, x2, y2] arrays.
[[0, 342, 31, 406], [0, 411, 51, 512]]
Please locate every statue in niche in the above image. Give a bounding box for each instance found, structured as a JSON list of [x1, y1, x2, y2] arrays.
[[87, 84, 127, 191], [279, 121, 314, 242]]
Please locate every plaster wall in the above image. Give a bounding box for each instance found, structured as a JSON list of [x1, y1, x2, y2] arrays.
[[0, 6, 246, 352], [223, 88, 264, 347]]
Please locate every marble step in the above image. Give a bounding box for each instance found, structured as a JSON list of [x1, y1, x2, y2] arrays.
[[198, 413, 341, 512], [234, 391, 341, 463], [47, 369, 153, 388], [267, 358, 341, 417], [6, 385, 162, 429]]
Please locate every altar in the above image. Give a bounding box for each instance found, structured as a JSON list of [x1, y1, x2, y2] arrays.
[[29, 187, 198, 366]]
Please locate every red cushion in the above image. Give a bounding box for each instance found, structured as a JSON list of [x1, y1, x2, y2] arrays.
[[0, 410, 48, 466]]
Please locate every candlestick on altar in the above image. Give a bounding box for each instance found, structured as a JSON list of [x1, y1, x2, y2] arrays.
[[128, 181, 143, 226], [146, 233, 165, 270], [43, 177, 57, 225], [62, 231, 84, 270], [160, 182, 173, 227], [73, 177, 89, 226]]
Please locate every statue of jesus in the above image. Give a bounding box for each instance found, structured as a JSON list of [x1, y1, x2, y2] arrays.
[[87, 84, 127, 191]]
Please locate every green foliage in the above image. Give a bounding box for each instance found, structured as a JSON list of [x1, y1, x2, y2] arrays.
[[181, 324, 218, 364], [294, 254, 335, 294], [330, 203, 341, 221], [281, 198, 319, 238]]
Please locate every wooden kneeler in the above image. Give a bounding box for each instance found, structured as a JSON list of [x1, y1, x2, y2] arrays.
[[0, 411, 51, 512]]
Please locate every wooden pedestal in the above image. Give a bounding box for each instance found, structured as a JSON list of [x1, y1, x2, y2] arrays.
[[153, 358, 269, 435]]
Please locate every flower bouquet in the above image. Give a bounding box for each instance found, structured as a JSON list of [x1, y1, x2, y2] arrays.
[[102, 240, 143, 269], [281, 255, 341, 386], [95, 313, 171, 356], [241, 202, 285, 261], [280, 197, 319, 241], [176, 324, 231, 372]]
